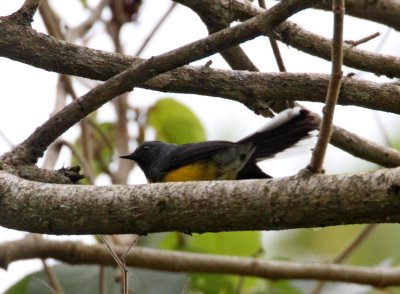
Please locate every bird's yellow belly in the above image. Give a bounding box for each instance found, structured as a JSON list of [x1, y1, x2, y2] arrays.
[[161, 160, 236, 182]]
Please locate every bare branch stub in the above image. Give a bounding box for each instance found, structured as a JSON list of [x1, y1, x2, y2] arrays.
[[9, 0, 42, 25]]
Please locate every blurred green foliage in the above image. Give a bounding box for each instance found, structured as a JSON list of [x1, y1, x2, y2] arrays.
[[71, 121, 115, 184], [5, 264, 187, 294], [147, 98, 206, 144]]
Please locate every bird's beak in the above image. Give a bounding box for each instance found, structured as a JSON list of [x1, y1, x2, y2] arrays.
[[119, 154, 133, 160]]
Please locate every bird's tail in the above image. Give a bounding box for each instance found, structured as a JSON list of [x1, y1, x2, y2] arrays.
[[237, 107, 319, 161]]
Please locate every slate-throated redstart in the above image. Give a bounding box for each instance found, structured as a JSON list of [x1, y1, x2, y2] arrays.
[[120, 107, 318, 182]]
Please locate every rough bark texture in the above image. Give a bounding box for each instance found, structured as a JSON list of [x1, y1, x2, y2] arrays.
[[1, 169, 400, 235]]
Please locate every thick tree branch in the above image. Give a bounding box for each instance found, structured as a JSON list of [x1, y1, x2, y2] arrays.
[[1, 0, 318, 166], [1, 168, 400, 234], [314, 0, 400, 31], [1, 21, 399, 114], [1, 236, 400, 287]]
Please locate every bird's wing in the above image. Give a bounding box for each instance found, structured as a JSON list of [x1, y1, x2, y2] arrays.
[[159, 141, 241, 172]]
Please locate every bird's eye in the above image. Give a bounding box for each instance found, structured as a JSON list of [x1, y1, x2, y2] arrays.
[[143, 145, 151, 151]]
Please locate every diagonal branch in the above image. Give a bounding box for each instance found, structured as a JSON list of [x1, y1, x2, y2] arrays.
[[1, 236, 400, 287], [1, 0, 319, 166], [1, 167, 400, 234], [221, 0, 400, 78]]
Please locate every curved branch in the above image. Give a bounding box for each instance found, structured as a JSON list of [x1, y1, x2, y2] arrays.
[[1, 0, 319, 165], [1, 235, 400, 286], [1, 168, 400, 234]]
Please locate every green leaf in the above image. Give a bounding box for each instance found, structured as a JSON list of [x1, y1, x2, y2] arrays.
[[267, 280, 303, 294], [159, 231, 260, 256], [158, 232, 182, 250], [147, 98, 206, 144], [79, 0, 88, 8], [189, 273, 235, 293], [4, 274, 30, 294], [187, 231, 261, 256]]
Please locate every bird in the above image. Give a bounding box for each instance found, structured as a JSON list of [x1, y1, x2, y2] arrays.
[[120, 107, 318, 182]]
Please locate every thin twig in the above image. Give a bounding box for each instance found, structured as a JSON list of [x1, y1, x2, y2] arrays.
[[311, 110, 391, 293], [99, 235, 128, 294], [41, 257, 64, 294], [257, 0, 291, 110], [308, 0, 345, 173], [39, 4, 94, 174], [41, 77, 67, 170], [335, 225, 376, 263], [87, 119, 114, 159], [268, 38, 287, 72], [257, 0, 287, 72], [39, 0, 63, 39], [67, 0, 110, 42], [0, 130, 14, 148], [311, 224, 377, 294], [345, 32, 380, 47], [23, 235, 64, 294], [59, 76, 94, 167], [33, 277, 59, 294], [106, 12, 132, 185], [121, 237, 138, 261], [135, 2, 177, 57]]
